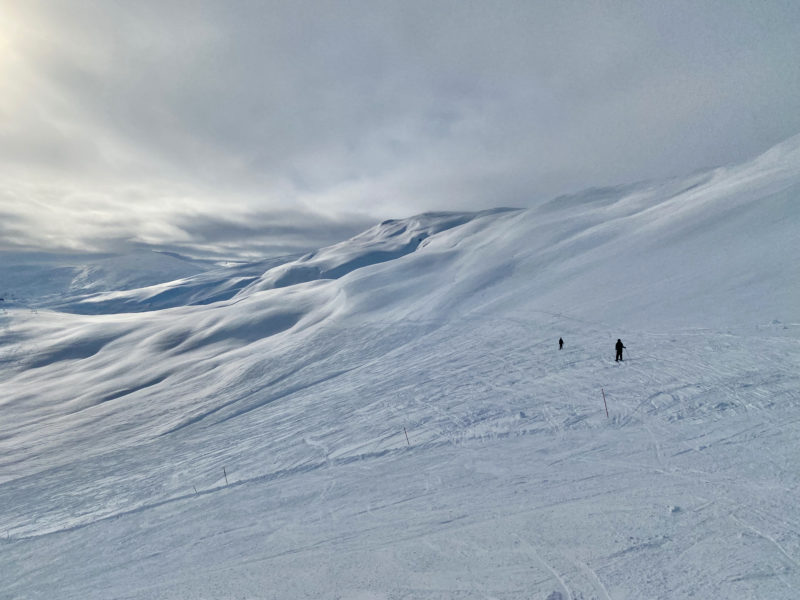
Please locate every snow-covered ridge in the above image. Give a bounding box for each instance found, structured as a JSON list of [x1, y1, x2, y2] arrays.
[[26, 210, 514, 315], [242, 209, 517, 294], [0, 250, 212, 310], [57, 254, 300, 314]]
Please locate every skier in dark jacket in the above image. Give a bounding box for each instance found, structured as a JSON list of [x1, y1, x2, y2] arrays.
[[615, 339, 625, 362], [559, 337, 564, 350]]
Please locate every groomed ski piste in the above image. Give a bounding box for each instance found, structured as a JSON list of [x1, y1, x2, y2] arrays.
[[1, 136, 799, 599]]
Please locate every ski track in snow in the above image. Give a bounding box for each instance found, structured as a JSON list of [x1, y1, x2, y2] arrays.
[[2, 316, 798, 599]]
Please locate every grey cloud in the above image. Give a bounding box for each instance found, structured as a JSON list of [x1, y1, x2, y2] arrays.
[[0, 180, 373, 259], [1, 0, 799, 255], [166, 210, 376, 259]]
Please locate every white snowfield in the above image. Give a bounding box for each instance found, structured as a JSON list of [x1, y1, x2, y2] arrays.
[[1, 136, 799, 599]]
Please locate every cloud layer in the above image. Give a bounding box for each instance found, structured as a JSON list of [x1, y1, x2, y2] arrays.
[[1, 0, 799, 257]]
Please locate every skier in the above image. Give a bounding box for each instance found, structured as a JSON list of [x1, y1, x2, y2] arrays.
[[615, 339, 625, 362], [558, 337, 564, 350]]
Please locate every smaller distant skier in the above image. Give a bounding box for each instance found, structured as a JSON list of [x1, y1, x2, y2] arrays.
[[615, 339, 626, 362], [558, 337, 564, 350]]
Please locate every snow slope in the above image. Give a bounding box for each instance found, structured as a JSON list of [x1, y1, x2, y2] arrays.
[[0, 250, 213, 310], [1, 136, 799, 599], [58, 254, 301, 314]]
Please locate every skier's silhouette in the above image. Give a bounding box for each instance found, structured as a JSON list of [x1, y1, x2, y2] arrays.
[[615, 339, 625, 362], [559, 337, 564, 350]]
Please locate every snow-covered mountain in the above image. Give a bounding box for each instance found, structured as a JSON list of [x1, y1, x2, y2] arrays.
[[1, 136, 799, 599], [0, 250, 213, 309]]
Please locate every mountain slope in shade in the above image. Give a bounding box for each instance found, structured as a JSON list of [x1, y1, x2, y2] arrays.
[[0, 249, 213, 310]]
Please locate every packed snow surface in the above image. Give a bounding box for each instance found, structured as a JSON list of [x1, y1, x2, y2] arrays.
[[1, 137, 799, 599]]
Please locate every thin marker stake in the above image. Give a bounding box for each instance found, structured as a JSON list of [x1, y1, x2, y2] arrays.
[[602, 388, 609, 418], [223, 467, 229, 486], [404, 427, 410, 446]]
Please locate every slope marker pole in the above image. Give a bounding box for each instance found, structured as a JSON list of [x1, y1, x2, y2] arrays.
[[602, 388, 609, 418], [404, 427, 410, 446], [223, 467, 229, 486]]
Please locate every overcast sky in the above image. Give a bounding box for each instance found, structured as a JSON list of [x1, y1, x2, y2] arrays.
[[1, 0, 799, 259]]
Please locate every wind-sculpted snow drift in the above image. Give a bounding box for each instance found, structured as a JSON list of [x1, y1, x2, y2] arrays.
[[0, 137, 799, 599]]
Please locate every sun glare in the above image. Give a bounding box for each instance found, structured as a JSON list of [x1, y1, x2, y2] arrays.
[[0, 4, 24, 78]]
